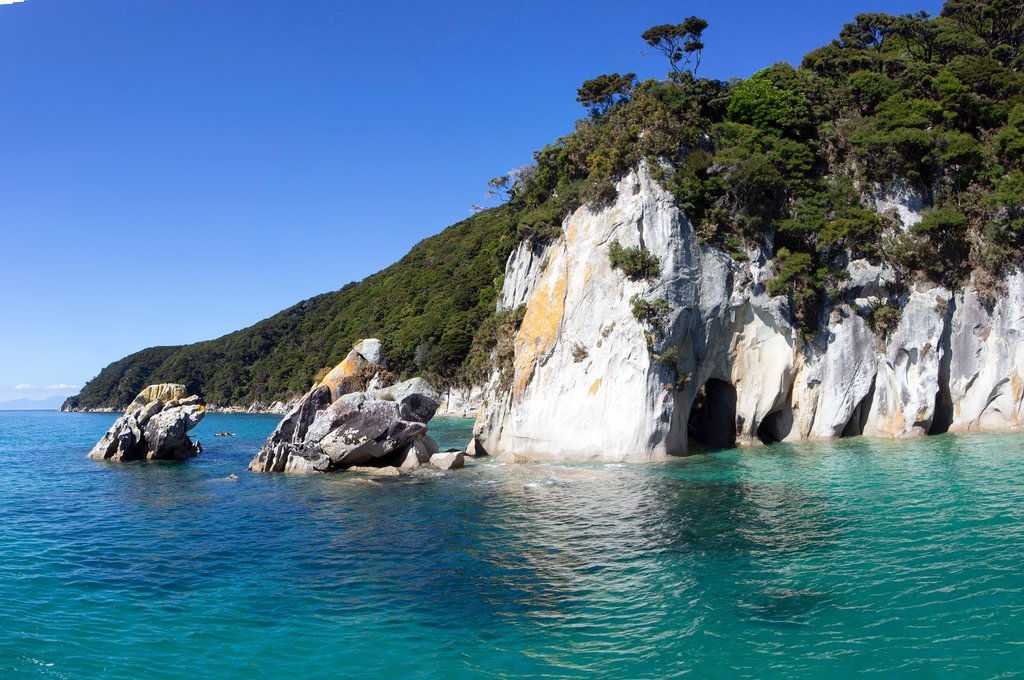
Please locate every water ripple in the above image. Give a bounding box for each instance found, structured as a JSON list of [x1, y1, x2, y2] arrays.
[[1, 412, 1023, 677]]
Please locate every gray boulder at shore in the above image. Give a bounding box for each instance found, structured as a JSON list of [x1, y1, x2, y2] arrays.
[[88, 384, 205, 462], [248, 339, 456, 474]]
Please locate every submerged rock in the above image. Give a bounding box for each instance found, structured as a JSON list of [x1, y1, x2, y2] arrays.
[[349, 465, 402, 477], [88, 384, 205, 462], [430, 451, 465, 471], [248, 340, 447, 474]]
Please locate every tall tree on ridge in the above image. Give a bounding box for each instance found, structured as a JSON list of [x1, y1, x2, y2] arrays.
[[642, 16, 708, 76]]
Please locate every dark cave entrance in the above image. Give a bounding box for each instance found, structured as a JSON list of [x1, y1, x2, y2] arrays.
[[930, 311, 955, 435], [688, 379, 737, 450], [930, 386, 954, 435], [756, 410, 790, 445]]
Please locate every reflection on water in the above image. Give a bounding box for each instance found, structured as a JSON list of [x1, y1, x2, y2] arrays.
[[0, 413, 1023, 678]]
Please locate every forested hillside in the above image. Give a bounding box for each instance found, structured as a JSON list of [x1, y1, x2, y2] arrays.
[[67, 0, 1024, 410], [65, 209, 519, 409]]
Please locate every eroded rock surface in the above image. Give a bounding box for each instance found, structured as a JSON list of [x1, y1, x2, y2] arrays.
[[472, 165, 1024, 462], [88, 384, 205, 462]]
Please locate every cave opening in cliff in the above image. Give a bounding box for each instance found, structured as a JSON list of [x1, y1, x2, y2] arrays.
[[688, 379, 737, 450], [756, 410, 790, 445], [930, 389, 954, 435], [930, 320, 955, 435], [840, 377, 876, 438]]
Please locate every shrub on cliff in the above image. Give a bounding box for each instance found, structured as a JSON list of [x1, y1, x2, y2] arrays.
[[608, 241, 662, 280]]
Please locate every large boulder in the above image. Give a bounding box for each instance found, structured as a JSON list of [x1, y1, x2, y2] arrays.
[[248, 341, 444, 474], [88, 384, 205, 462]]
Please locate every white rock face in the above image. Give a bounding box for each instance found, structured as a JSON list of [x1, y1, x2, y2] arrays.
[[871, 180, 926, 231], [473, 165, 1024, 461], [810, 310, 880, 439], [725, 301, 795, 445], [843, 259, 898, 310], [353, 338, 382, 365], [863, 285, 951, 438], [475, 166, 695, 461], [947, 272, 1024, 433], [437, 384, 486, 417], [499, 240, 552, 311]]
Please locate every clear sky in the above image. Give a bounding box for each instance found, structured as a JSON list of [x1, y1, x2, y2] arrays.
[[0, 0, 943, 403]]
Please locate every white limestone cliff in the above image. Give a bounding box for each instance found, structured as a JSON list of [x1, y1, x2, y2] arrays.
[[947, 273, 1024, 433], [472, 165, 1024, 461], [474, 166, 688, 461]]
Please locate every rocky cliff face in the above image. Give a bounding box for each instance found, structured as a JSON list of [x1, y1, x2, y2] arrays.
[[472, 166, 1024, 462]]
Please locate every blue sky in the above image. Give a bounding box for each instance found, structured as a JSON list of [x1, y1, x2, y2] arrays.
[[0, 0, 942, 403]]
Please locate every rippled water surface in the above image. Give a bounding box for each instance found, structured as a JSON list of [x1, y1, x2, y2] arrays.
[[2, 411, 1023, 678]]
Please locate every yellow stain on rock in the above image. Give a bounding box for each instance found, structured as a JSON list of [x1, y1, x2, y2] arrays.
[[877, 402, 906, 438], [589, 378, 602, 395], [564, 212, 580, 247], [134, 384, 188, 405], [318, 351, 365, 399], [513, 255, 568, 399]]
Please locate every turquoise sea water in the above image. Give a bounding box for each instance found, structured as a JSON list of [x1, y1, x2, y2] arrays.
[[1, 411, 1023, 678]]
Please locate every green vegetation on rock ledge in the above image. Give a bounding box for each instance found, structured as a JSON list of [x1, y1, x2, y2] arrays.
[[545, 4, 1019, 301], [608, 241, 662, 280], [68, 0, 1024, 410]]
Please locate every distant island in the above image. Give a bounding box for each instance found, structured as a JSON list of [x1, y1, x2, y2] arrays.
[[0, 395, 68, 411]]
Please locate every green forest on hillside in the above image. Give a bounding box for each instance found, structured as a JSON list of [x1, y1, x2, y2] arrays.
[[506, 0, 1023, 328], [67, 0, 1024, 410], [66, 209, 519, 409]]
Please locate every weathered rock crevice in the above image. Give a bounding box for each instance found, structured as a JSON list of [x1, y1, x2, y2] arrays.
[[841, 376, 876, 438], [929, 296, 957, 435], [756, 407, 793, 445]]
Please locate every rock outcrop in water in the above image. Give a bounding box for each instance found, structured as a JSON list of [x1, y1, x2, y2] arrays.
[[472, 165, 1024, 462], [248, 340, 450, 473], [88, 384, 205, 461]]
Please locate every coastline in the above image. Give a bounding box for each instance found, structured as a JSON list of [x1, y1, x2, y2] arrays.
[[61, 402, 480, 418]]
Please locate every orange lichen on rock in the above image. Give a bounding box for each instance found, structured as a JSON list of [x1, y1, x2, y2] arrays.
[[582, 262, 593, 289], [564, 213, 581, 247], [513, 257, 568, 399], [589, 378, 602, 395], [132, 384, 188, 407], [875, 399, 906, 438], [318, 353, 365, 400]]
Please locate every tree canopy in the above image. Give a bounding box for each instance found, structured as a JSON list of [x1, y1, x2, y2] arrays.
[[642, 17, 708, 76], [577, 72, 637, 116]]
